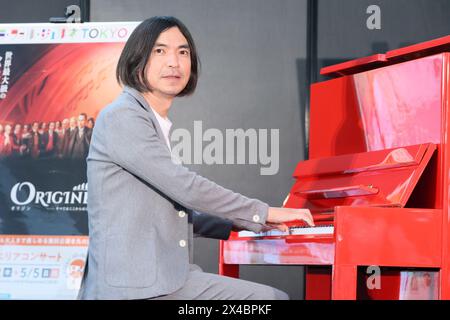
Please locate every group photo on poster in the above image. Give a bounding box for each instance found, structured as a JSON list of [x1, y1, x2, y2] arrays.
[[0, 113, 94, 160]]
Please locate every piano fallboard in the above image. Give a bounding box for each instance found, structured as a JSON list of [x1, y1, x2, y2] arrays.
[[285, 143, 436, 211]]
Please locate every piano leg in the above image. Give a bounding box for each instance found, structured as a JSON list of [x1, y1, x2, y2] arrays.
[[440, 267, 450, 299], [332, 264, 357, 300], [219, 263, 239, 278], [305, 266, 332, 300]]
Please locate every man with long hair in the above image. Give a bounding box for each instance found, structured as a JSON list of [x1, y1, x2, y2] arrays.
[[79, 16, 313, 300]]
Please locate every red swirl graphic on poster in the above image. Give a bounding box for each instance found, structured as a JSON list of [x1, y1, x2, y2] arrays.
[[0, 42, 123, 124]]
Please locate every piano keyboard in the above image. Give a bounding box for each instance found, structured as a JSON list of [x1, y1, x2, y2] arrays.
[[238, 225, 334, 238]]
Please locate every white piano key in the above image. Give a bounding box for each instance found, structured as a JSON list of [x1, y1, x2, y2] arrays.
[[238, 225, 334, 238], [290, 225, 334, 235]]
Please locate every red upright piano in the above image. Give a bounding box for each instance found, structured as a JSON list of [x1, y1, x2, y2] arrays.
[[219, 35, 450, 300]]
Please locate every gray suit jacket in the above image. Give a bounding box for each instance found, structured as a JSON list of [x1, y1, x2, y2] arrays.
[[78, 87, 268, 299]]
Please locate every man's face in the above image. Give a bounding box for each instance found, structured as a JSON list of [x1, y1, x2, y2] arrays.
[[70, 117, 76, 128], [32, 123, 39, 132], [49, 122, 55, 131], [78, 115, 86, 129], [145, 27, 191, 98], [14, 124, 21, 134], [62, 119, 69, 129]]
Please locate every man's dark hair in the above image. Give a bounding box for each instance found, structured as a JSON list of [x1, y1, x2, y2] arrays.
[[116, 16, 200, 97]]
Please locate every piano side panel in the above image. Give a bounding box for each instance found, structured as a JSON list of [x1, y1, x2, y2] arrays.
[[440, 52, 450, 299], [309, 77, 367, 159], [331, 207, 442, 299], [334, 207, 442, 267]]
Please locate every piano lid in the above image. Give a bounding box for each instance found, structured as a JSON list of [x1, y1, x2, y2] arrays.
[[320, 35, 450, 78], [284, 143, 436, 213], [320, 54, 388, 77], [386, 35, 450, 62]]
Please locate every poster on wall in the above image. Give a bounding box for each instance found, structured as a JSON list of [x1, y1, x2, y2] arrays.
[[0, 22, 138, 299]]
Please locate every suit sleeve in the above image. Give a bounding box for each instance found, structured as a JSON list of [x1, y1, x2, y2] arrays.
[[103, 107, 268, 233], [191, 210, 233, 240]]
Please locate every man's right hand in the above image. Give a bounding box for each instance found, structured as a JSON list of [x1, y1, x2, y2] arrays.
[[265, 207, 314, 232]]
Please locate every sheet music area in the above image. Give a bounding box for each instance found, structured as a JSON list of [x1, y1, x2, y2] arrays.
[[220, 35, 450, 300]]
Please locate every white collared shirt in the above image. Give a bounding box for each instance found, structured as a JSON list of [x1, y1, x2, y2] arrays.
[[149, 106, 172, 151]]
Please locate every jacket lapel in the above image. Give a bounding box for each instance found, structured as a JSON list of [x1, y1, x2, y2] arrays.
[[122, 86, 169, 151]]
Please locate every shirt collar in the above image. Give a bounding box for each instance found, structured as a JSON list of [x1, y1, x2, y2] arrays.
[[149, 105, 172, 150]]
